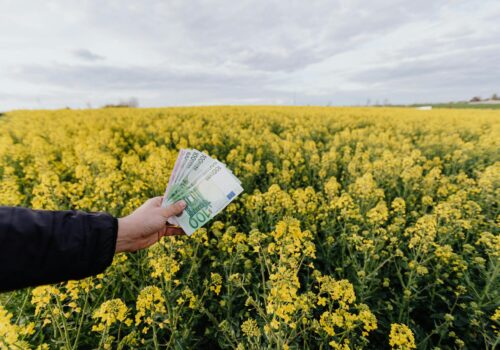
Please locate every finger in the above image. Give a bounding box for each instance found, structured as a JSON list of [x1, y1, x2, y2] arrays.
[[165, 226, 185, 236], [160, 200, 186, 218]]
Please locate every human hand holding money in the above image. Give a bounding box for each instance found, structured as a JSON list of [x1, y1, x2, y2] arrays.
[[162, 149, 243, 235], [116, 197, 186, 253]]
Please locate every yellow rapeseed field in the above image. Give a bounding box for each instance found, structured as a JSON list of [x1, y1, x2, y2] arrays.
[[0, 106, 499, 349]]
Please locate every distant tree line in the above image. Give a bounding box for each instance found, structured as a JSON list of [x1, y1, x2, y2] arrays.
[[102, 97, 139, 108], [470, 93, 499, 102]]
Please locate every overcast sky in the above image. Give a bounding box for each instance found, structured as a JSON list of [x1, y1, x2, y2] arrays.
[[1, 0, 499, 110]]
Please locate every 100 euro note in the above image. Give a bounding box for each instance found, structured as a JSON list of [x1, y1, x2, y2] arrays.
[[166, 152, 241, 206], [164, 153, 216, 222], [162, 150, 243, 235]]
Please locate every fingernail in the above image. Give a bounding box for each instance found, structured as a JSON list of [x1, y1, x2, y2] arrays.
[[177, 200, 186, 209]]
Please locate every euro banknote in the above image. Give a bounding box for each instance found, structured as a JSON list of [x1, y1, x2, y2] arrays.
[[162, 149, 243, 235]]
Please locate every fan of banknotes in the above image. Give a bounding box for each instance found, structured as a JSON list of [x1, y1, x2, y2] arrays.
[[161, 149, 243, 235]]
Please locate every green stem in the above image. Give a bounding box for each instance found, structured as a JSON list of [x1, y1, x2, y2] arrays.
[[14, 291, 30, 324], [152, 323, 159, 350], [55, 296, 72, 349], [479, 259, 498, 306], [72, 287, 91, 350], [47, 304, 66, 346]]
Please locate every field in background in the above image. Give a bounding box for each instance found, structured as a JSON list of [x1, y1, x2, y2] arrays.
[[0, 106, 499, 349]]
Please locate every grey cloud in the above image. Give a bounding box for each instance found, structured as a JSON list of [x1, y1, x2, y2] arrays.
[[3, 63, 292, 110], [39, 0, 481, 78], [13, 63, 274, 95], [339, 45, 500, 105], [72, 49, 105, 61], [80, 0, 453, 73], [225, 0, 450, 72], [234, 48, 320, 72], [351, 45, 500, 85]]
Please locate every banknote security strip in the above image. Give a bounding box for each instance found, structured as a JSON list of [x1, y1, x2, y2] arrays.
[[161, 149, 243, 235]]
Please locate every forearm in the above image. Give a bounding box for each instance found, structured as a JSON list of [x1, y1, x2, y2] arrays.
[[0, 206, 118, 293]]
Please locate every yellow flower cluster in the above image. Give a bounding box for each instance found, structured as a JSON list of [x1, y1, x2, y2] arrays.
[[31, 286, 61, 316], [210, 272, 223, 296], [316, 276, 356, 308], [265, 218, 315, 327], [92, 298, 131, 332], [148, 243, 181, 281], [389, 323, 416, 350], [135, 286, 166, 331], [0, 304, 34, 349], [316, 275, 377, 339], [241, 318, 261, 338]]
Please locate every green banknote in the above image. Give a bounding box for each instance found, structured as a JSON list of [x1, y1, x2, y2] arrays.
[[162, 149, 243, 235]]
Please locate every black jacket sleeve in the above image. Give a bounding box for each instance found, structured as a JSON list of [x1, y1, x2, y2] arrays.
[[0, 206, 118, 293]]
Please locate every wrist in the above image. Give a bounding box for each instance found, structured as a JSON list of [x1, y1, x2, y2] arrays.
[[116, 216, 134, 253]]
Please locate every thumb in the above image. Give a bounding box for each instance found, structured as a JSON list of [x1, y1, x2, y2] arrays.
[[161, 200, 187, 218]]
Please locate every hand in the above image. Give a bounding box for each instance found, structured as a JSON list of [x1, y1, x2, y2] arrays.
[[115, 196, 186, 253]]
